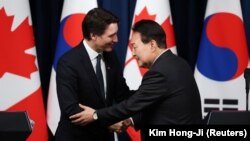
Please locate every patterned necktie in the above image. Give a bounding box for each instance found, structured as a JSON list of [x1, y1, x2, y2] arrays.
[[96, 54, 105, 99]]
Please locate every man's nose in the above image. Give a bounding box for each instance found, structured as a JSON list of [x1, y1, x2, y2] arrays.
[[113, 35, 118, 42], [132, 49, 135, 56]]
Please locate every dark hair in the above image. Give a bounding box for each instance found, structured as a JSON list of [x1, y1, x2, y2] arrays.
[[132, 20, 166, 49], [82, 8, 119, 40]]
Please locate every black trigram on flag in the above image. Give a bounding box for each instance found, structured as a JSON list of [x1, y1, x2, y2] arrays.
[[203, 98, 238, 116]]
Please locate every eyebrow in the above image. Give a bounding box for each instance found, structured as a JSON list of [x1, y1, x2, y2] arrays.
[[109, 32, 117, 37]]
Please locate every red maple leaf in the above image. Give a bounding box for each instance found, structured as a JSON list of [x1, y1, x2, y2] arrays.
[[134, 7, 156, 24], [134, 7, 176, 48], [162, 17, 176, 48], [0, 8, 37, 78]]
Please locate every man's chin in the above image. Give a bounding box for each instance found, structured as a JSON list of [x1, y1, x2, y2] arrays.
[[138, 62, 149, 69], [138, 62, 144, 68], [104, 47, 113, 52]]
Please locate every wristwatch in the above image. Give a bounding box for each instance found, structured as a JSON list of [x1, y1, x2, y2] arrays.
[[93, 111, 98, 120]]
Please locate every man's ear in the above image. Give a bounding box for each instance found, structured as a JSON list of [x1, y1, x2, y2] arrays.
[[150, 40, 157, 51], [90, 33, 97, 40]]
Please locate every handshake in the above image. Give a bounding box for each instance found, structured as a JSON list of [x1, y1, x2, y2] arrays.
[[108, 118, 133, 134]]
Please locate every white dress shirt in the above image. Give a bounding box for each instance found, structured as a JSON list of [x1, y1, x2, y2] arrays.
[[83, 40, 107, 98]]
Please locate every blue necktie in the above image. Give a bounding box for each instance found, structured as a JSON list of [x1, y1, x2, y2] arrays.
[[96, 54, 105, 99]]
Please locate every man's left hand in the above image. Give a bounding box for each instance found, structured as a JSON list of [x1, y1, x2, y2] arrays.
[[69, 104, 95, 126]]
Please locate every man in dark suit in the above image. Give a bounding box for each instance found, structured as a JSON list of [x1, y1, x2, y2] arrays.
[[71, 19, 203, 140], [55, 8, 133, 141]]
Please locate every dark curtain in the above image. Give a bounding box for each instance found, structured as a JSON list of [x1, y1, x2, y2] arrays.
[[170, 0, 207, 69], [242, 0, 250, 56], [29, 0, 250, 140]]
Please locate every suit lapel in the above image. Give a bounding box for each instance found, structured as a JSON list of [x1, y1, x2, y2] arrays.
[[78, 43, 106, 105]]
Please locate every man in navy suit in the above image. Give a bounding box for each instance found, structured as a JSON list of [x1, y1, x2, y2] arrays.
[[71, 20, 203, 140], [55, 8, 133, 141]]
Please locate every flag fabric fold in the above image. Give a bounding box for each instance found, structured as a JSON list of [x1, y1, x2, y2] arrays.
[[46, 0, 97, 135], [194, 0, 249, 117], [0, 0, 48, 140], [123, 0, 176, 140]]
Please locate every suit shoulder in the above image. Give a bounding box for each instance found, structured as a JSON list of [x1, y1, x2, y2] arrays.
[[58, 45, 83, 61]]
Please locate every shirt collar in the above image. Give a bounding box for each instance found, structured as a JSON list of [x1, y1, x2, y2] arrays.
[[152, 49, 168, 65], [83, 40, 101, 61]]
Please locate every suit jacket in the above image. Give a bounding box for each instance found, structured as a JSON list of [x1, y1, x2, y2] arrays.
[[55, 42, 132, 141], [97, 50, 202, 140]]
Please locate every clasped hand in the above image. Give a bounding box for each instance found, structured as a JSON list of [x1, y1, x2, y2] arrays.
[[108, 118, 132, 134]]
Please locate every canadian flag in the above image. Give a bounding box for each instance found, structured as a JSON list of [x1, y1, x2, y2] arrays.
[[0, 0, 48, 141], [194, 0, 249, 117], [123, 0, 176, 140], [46, 0, 97, 135]]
